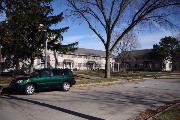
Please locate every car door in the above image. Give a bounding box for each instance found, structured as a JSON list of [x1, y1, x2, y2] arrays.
[[50, 70, 65, 87], [62, 69, 73, 82], [36, 70, 53, 88]]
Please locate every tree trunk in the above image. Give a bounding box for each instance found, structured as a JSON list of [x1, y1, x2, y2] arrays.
[[105, 50, 111, 78], [171, 58, 175, 71], [15, 58, 19, 71], [54, 50, 58, 68], [30, 57, 34, 74]]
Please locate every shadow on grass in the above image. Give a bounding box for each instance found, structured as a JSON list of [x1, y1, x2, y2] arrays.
[[1, 95, 104, 120]]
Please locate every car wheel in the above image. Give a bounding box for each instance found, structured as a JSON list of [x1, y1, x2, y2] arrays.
[[62, 82, 70, 91], [24, 84, 35, 95]]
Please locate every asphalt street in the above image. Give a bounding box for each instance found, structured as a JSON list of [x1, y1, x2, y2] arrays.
[[0, 78, 180, 120]]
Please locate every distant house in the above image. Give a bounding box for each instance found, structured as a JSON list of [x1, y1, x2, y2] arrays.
[[34, 48, 116, 70], [118, 49, 173, 71]]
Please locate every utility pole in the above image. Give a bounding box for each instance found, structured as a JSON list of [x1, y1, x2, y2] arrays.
[[39, 24, 48, 69], [45, 32, 48, 68]]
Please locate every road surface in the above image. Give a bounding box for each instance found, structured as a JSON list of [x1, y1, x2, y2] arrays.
[[0, 78, 180, 120]]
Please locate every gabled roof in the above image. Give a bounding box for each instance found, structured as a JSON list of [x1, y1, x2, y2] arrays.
[[127, 49, 152, 57], [71, 48, 106, 57]]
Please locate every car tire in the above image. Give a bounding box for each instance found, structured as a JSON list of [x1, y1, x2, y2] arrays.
[[24, 84, 35, 95], [62, 82, 71, 91]]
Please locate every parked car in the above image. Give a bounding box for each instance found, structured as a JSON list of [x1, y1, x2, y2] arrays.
[[9, 68, 76, 95]]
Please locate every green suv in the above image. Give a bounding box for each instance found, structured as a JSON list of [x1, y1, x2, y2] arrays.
[[9, 69, 76, 95]]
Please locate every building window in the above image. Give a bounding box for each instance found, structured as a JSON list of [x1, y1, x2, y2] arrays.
[[92, 56, 96, 59], [78, 63, 82, 67], [83, 55, 87, 59], [72, 55, 76, 58], [69, 55, 72, 58], [41, 59, 45, 65], [60, 54, 63, 57], [37, 59, 41, 65], [58, 62, 62, 67], [169, 63, 172, 69], [102, 57, 106, 60], [96, 56, 101, 60], [78, 55, 82, 58]]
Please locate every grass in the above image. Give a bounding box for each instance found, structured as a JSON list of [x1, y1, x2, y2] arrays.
[[76, 78, 115, 85], [0, 74, 116, 85], [75, 70, 105, 77], [75, 70, 180, 78], [0, 76, 12, 84], [153, 104, 180, 120], [0, 70, 179, 85]]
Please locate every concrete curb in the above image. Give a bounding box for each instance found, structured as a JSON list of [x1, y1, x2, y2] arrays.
[[143, 77, 154, 80], [155, 77, 180, 79], [147, 103, 180, 120], [0, 84, 9, 86]]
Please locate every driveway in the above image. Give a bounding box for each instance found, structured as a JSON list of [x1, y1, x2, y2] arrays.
[[0, 78, 180, 120]]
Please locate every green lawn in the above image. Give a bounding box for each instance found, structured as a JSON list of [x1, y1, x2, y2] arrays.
[[76, 78, 115, 85], [0, 70, 179, 85], [0, 76, 12, 84], [75, 70, 180, 78], [153, 104, 180, 120], [0, 74, 117, 85]]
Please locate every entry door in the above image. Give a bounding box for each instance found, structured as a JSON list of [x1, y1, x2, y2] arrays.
[[89, 63, 94, 70], [64, 62, 71, 69], [66, 62, 71, 69]]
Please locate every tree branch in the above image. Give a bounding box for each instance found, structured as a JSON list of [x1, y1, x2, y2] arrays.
[[86, 8, 106, 30], [110, 0, 130, 32], [109, 0, 115, 24], [95, 0, 107, 23], [132, 0, 153, 22], [111, 0, 180, 52], [67, 0, 106, 46], [110, 20, 138, 52]]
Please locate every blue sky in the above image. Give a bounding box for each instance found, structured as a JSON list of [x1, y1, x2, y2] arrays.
[[0, 1, 178, 51], [51, 1, 176, 51]]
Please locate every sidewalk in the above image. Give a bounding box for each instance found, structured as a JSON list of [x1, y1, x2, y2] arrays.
[[155, 75, 180, 79]]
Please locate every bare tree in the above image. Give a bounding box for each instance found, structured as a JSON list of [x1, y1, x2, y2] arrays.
[[113, 31, 138, 55], [113, 31, 138, 71], [66, 0, 180, 78]]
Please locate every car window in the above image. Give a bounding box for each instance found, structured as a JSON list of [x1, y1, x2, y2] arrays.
[[53, 70, 63, 76], [40, 70, 53, 77], [30, 71, 39, 77], [63, 70, 73, 76]]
